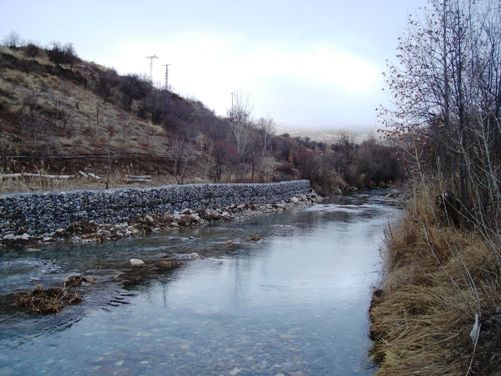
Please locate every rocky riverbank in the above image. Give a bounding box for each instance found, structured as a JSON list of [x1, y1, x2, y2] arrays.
[[1, 191, 323, 247], [0, 180, 311, 239]]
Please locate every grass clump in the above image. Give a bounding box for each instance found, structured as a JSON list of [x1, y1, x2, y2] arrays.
[[15, 285, 82, 314], [370, 181, 501, 375]]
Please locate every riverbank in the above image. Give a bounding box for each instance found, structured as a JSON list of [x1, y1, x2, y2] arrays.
[[370, 183, 501, 375], [0, 187, 323, 248]]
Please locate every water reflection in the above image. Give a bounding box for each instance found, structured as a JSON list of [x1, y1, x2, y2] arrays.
[[0, 192, 400, 375]]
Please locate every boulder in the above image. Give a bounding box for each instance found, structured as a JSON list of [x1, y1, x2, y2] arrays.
[[190, 214, 201, 223]]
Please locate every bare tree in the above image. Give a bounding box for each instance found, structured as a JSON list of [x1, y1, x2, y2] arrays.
[[195, 134, 213, 180], [105, 125, 117, 189], [227, 93, 255, 180], [2, 31, 21, 48], [336, 130, 356, 161], [257, 117, 275, 161], [247, 116, 275, 181], [380, 0, 501, 232]]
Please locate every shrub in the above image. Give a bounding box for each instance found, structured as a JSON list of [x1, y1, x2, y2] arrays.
[[47, 43, 78, 66], [3, 31, 20, 48], [355, 139, 403, 187], [96, 69, 119, 102], [118, 74, 151, 111], [137, 91, 169, 124], [274, 162, 296, 177], [24, 43, 41, 58]]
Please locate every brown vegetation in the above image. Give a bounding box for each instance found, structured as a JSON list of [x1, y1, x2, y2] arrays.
[[373, 0, 501, 373], [370, 181, 501, 375], [15, 284, 82, 314]]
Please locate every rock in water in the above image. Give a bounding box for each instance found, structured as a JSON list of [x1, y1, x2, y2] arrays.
[[174, 253, 199, 260], [129, 258, 145, 266], [230, 367, 241, 376]]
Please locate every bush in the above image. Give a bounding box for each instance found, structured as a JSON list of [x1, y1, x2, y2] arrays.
[[118, 74, 151, 111], [47, 43, 78, 66], [96, 69, 119, 102], [274, 163, 297, 178], [3, 31, 20, 48], [24, 43, 41, 58], [137, 91, 169, 124], [355, 139, 403, 187]]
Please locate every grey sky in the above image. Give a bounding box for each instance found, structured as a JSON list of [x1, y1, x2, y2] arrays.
[[0, 0, 423, 129]]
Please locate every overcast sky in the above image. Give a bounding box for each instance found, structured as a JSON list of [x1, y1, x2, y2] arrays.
[[0, 0, 423, 130]]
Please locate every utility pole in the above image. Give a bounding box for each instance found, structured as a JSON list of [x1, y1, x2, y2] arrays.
[[231, 92, 234, 115], [146, 55, 159, 84], [163, 64, 171, 90]]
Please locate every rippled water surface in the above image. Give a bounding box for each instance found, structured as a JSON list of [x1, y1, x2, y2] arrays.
[[0, 192, 401, 375]]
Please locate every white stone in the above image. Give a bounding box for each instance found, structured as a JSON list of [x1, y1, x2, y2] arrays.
[[230, 367, 241, 376], [129, 258, 145, 266]]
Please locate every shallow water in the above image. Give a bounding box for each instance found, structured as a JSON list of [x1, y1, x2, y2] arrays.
[[0, 192, 401, 375]]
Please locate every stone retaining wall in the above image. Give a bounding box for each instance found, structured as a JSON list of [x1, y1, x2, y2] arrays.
[[0, 180, 310, 237]]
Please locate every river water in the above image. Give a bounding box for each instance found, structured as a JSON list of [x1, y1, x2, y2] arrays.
[[0, 192, 401, 376]]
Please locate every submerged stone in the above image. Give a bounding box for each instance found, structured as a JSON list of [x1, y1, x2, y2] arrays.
[[129, 258, 145, 266]]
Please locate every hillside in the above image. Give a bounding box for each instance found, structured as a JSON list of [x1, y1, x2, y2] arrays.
[[0, 43, 403, 193], [0, 45, 223, 174]]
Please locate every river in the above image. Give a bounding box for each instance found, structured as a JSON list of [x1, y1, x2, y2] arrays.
[[0, 191, 401, 375]]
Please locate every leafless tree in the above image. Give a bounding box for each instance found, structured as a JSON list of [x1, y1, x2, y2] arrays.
[[380, 0, 500, 233], [227, 93, 256, 180], [105, 125, 117, 189], [195, 134, 213, 180], [167, 130, 196, 184], [3, 31, 21, 48], [336, 130, 356, 161]]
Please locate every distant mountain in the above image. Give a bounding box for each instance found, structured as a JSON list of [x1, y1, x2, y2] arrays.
[[275, 127, 379, 145]]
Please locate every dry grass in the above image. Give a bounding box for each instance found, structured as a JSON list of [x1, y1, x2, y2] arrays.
[[371, 181, 501, 375], [15, 285, 82, 314], [0, 46, 168, 158], [0, 168, 202, 194]]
